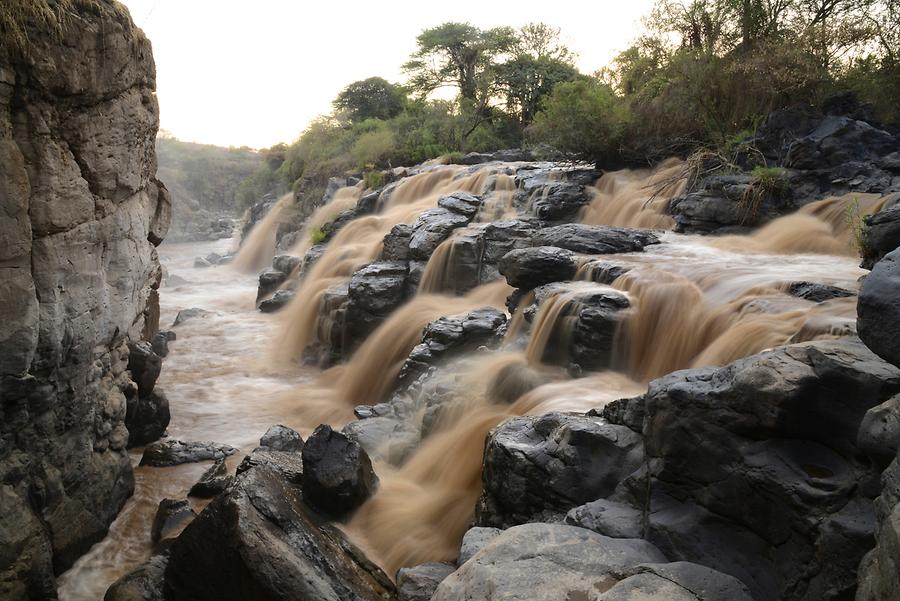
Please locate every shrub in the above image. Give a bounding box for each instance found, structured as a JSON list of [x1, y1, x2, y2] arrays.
[[364, 170, 385, 189]]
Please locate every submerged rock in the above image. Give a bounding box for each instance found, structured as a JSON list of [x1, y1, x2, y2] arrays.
[[140, 440, 238, 467], [173, 307, 211, 326], [164, 464, 395, 601], [302, 425, 379, 520], [787, 281, 854, 303]]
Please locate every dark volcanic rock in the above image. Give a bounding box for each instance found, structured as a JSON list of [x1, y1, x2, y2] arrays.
[[565, 498, 644, 539], [408, 208, 471, 260], [189, 459, 233, 498], [342, 261, 410, 347], [173, 307, 210, 326], [534, 223, 659, 254], [858, 395, 900, 464], [397, 562, 456, 601], [127, 341, 161, 398], [259, 289, 295, 313], [637, 337, 900, 601], [257, 268, 288, 301], [498, 246, 577, 289], [260, 424, 304, 452], [476, 413, 644, 527], [382, 224, 413, 261], [862, 200, 900, 269], [140, 440, 238, 467], [432, 523, 666, 601], [104, 553, 168, 601], [438, 192, 483, 218], [164, 464, 395, 601], [302, 425, 379, 520], [787, 281, 854, 303], [150, 499, 195, 544], [150, 330, 175, 358], [858, 248, 900, 368], [272, 254, 302, 276], [529, 181, 592, 222], [237, 447, 304, 485], [855, 452, 900, 600], [125, 389, 170, 448]]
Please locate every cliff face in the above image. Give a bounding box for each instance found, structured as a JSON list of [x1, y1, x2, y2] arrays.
[[0, 2, 169, 598]]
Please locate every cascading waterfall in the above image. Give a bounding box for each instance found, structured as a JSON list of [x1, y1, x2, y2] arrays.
[[230, 193, 294, 273], [581, 158, 686, 228], [289, 183, 364, 257]]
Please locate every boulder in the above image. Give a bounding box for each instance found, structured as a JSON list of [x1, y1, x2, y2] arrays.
[[164, 464, 395, 601], [127, 341, 161, 398], [565, 498, 644, 539], [173, 307, 210, 326], [260, 424, 304, 452], [150, 499, 195, 544], [432, 523, 667, 601], [259, 289, 295, 313], [189, 459, 233, 498], [236, 447, 304, 486], [140, 440, 238, 467], [858, 248, 900, 368], [855, 452, 900, 601], [862, 202, 900, 269], [343, 262, 410, 347], [602, 562, 755, 601], [787, 281, 854, 303], [858, 395, 900, 463], [499, 246, 577, 290], [302, 425, 379, 520], [257, 268, 288, 301], [382, 224, 413, 261], [272, 254, 302, 276], [476, 413, 644, 528], [529, 181, 592, 222], [533, 224, 659, 254], [125, 389, 170, 448], [408, 208, 471, 260], [150, 330, 175, 358], [438, 192, 483, 218], [458, 527, 501, 565], [104, 554, 168, 601], [397, 562, 456, 601]]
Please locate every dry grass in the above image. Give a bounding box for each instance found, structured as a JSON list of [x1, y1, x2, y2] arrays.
[[0, 0, 128, 57]]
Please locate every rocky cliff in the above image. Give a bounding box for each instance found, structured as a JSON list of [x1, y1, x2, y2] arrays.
[[0, 2, 168, 598]]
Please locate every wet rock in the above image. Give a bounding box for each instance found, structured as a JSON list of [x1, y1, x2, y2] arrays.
[[855, 453, 900, 601], [499, 246, 577, 289], [343, 261, 410, 346], [260, 424, 304, 452], [398, 562, 456, 601], [140, 440, 238, 467], [858, 247, 900, 368], [565, 498, 644, 539], [398, 308, 507, 389], [476, 413, 644, 528], [164, 464, 395, 601], [173, 307, 210, 326], [300, 244, 328, 277], [342, 417, 418, 465], [530, 181, 592, 223], [604, 562, 755, 601], [257, 268, 288, 300], [408, 208, 471, 260], [151, 499, 195, 544], [236, 447, 304, 486], [189, 459, 233, 498], [356, 190, 381, 215], [302, 425, 379, 520], [458, 527, 501, 565], [272, 254, 302, 276], [438, 192, 483, 218], [127, 341, 161, 398], [579, 261, 631, 285], [382, 224, 413, 261], [125, 389, 170, 448], [104, 553, 168, 601], [150, 330, 174, 358], [534, 223, 659, 254], [193, 256, 212, 268], [858, 395, 900, 463], [638, 337, 900, 601], [432, 523, 666, 601], [787, 281, 854, 303], [259, 289, 295, 313], [862, 200, 900, 269]]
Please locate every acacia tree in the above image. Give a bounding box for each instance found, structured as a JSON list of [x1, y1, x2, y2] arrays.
[[333, 77, 407, 122]]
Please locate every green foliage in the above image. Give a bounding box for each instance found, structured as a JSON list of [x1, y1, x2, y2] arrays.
[[442, 151, 466, 164], [351, 124, 396, 169], [528, 79, 631, 165], [364, 170, 385, 190], [309, 224, 328, 245], [750, 166, 789, 192], [334, 77, 407, 122], [845, 196, 869, 255]]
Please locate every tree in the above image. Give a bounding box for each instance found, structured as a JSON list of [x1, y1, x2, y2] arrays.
[[333, 77, 406, 122], [403, 22, 517, 102], [514, 22, 577, 63], [495, 55, 581, 125]]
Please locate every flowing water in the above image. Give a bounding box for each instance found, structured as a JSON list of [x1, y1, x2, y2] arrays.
[[57, 161, 880, 598]]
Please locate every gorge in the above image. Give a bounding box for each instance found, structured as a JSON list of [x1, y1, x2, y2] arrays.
[[2, 2, 900, 601]]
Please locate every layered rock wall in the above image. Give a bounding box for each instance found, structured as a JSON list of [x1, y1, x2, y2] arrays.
[[0, 2, 168, 598]]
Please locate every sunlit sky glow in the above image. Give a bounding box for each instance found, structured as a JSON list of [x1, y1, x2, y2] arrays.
[[119, 0, 655, 149]]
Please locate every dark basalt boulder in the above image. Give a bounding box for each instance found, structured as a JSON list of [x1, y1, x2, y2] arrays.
[[344, 261, 410, 345], [529, 181, 592, 223], [565, 498, 644, 539], [858, 395, 900, 464], [408, 208, 472, 260], [127, 341, 161, 398], [398, 308, 507, 389], [173, 307, 210, 326], [302, 425, 379, 520], [382, 224, 413, 261], [140, 440, 238, 467], [164, 464, 395, 601], [237, 447, 304, 486], [272, 254, 302, 276], [125, 388, 170, 448], [437, 192, 483, 218], [475, 413, 644, 528], [150, 499, 195, 545], [787, 281, 854, 303], [104, 553, 168, 601], [862, 199, 900, 269], [150, 330, 175, 358], [189, 459, 233, 498], [432, 523, 667, 601], [858, 248, 900, 368], [498, 246, 577, 290], [397, 563, 456, 601], [855, 452, 900, 601], [260, 424, 304, 452], [533, 223, 659, 254], [257, 268, 288, 301], [300, 244, 328, 277], [631, 337, 900, 601], [259, 289, 295, 313]]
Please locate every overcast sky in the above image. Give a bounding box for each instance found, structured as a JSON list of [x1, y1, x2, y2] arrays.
[[119, 0, 655, 149]]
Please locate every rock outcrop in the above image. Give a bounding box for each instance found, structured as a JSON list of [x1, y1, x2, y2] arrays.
[[858, 247, 900, 368], [0, 2, 169, 597]]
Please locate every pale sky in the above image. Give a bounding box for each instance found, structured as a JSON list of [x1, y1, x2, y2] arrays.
[[119, 0, 655, 149]]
